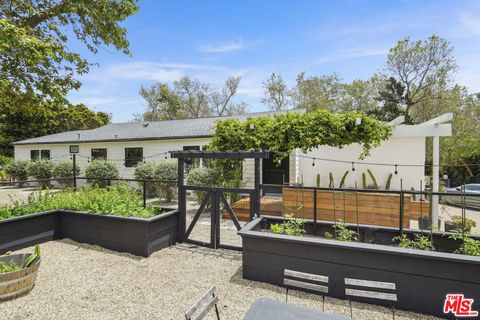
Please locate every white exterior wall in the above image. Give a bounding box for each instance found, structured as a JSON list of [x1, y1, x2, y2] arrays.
[[294, 137, 426, 191], [14, 136, 426, 190], [14, 138, 211, 179]]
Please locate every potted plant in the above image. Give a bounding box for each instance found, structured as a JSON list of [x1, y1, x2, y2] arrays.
[[0, 245, 41, 300], [445, 215, 477, 233]]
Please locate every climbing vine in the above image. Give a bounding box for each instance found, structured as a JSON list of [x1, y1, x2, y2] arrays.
[[209, 110, 392, 161]]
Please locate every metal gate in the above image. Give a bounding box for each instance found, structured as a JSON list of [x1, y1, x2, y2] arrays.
[[182, 186, 254, 250]]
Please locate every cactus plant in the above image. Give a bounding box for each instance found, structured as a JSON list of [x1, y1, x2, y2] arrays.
[[339, 170, 349, 188], [385, 173, 393, 190], [367, 169, 379, 189], [328, 172, 334, 188], [316, 173, 321, 187], [362, 172, 367, 189]]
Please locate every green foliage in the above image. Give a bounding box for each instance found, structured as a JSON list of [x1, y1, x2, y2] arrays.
[[0, 0, 138, 101], [393, 234, 435, 251], [0, 155, 12, 169], [209, 109, 391, 162], [4, 160, 30, 185], [362, 172, 367, 189], [134, 76, 247, 121], [135, 161, 177, 202], [324, 220, 357, 242], [27, 160, 54, 188], [270, 214, 306, 236], [186, 167, 221, 205], [85, 161, 119, 187], [0, 261, 20, 274], [449, 230, 480, 256], [328, 172, 334, 188], [339, 170, 349, 188], [316, 173, 321, 187], [0, 184, 156, 220], [367, 169, 379, 189], [385, 173, 393, 190], [52, 161, 81, 188], [0, 98, 110, 156]]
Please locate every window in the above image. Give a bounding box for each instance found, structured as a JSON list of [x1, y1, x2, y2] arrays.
[[41, 150, 50, 160], [31, 149, 50, 160], [31, 150, 39, 161], [91, 148, 107, 161], [125, 148, 143, 167]]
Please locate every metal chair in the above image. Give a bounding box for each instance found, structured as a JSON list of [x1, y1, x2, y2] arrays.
[[344, 277, 397, 319], [283, 269, 329, 311], [185, 286, 220, 320]]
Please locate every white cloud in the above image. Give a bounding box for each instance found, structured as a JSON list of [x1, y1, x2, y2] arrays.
[[458, 12, 480, 36], [198, 39, 246, 53]]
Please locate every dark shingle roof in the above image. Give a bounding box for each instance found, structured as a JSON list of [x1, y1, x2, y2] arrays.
[[13, 110, 295, 145]]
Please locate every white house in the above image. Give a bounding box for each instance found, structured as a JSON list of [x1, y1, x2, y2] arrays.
[[13, 111, 452, 199]]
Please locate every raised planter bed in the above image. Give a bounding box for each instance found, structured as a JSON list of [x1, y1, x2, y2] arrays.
[[0, 209, 178, 257], [239, 216, 480, 319]]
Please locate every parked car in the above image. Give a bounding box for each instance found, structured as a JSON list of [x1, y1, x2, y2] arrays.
[[444, 184, 480, 209]]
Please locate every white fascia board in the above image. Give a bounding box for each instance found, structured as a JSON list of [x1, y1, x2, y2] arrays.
[[388, 116, 405, 127], [391, 123, 452, 137]]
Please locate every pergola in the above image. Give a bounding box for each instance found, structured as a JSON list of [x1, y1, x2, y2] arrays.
[[388, 113, 453, 223]]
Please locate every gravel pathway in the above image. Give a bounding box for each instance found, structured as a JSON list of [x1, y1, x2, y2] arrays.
[[1, 240, 440, 320]]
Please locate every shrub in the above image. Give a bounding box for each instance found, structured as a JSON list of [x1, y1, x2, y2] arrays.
[[27, 160, 54, 188], [155, 161, 177, 202], [85, 160, 119, 187], [186, 167, 220, 205], [4, 160, 30, 186], [134, 161, 177, 202], [135, 162, 158, 196], [448, 215, 477, 233], [0, 183, 156, 220], [449, 230, 480, 256], [53, 161, 81, 188], [0, 155, 12, 169]]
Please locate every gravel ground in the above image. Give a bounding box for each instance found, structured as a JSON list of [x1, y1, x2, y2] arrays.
[[0, 240, 441, 320]]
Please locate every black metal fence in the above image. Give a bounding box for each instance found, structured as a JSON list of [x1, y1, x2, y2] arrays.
[[0, 177, 177, 208], [259, 183, 480, 238]]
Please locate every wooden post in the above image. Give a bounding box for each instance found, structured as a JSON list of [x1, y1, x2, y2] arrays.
[[399, 179, 404, 235]]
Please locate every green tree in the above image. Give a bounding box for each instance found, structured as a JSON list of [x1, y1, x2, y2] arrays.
[[0, 0, 138, 101], [0, 97, 110, 155], [382, 35, 457, 123], [262, 72, 292, 111], [135, 76, 247, 121], [291, 72, 343, 112]]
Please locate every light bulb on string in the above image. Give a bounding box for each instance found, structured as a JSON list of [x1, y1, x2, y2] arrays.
[[351, 162, 355, 172], [394, 164, 398, 175], [312, 158, 315, 167]]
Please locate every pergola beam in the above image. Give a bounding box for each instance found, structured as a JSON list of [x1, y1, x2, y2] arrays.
[[388, 116, 405, 127], [420, 113, 453, 126]]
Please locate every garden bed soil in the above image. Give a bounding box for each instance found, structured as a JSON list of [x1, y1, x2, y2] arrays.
[[239, 216, 480, 319], [0, 209, 178, 257]]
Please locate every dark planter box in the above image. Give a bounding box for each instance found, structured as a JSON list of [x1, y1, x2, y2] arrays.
[[0, 209, 178, 257], [239, 216, 480, 319]]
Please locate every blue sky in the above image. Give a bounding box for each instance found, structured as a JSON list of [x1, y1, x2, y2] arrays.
[[68, 0, 480, 122]]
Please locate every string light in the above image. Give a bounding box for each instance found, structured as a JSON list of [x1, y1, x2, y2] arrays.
[[394, 164, 398, 175], [312, 158, 315, 167], [351, 162, 355, 172]]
